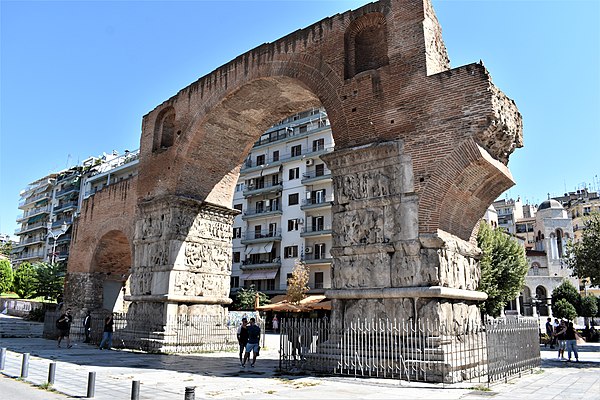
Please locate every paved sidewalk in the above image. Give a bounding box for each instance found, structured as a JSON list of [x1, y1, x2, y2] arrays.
[[1, 315, 599, 399]]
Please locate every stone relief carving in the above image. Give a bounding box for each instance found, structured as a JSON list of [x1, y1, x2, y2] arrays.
[[334, 168, 395, 204], [335, 208, 383, 246], [184, 242, 231, 274], [173, 271, 229, 297]]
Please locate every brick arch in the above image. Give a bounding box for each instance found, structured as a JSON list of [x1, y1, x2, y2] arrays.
[[420, 138, 515, 241], [91, 230, 132, 278], [138, 54, 347, 207]]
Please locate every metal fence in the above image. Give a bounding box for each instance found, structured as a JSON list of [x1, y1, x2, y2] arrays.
[[279, 317, 540, 384], [44, 311, 241, 353]]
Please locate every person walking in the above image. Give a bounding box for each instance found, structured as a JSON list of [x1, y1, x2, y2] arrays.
[[83, 311, 92, 343], [56, 308, 73, 348], [556, 320, 567, 360], [99, 314, 114, 350], [564, 321, 579, 362], [242, 317, 261, 368], [545, 317, 554, 349], [272, 315, 279, 333], [237, 317, 249, 366]]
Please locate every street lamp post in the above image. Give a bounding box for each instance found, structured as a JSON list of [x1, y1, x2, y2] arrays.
[[47, 222, 69, 264]]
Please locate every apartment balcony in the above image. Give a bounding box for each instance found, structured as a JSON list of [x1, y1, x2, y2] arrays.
[[15, 236, 46, 247], [301, 253, 332, 265], [301, 170, 332, 185], [300, 195, 334, 211], [16, 205, 51, 222], [15, 221, 47, 235], [241, 146, 334, 172], [243, 182, 283, 197], [242, 205, 283, 220], [52, 218, 73, 229], [240, 258, 281, 270], [12, 250, 46, 262], [54, 201, 78, 213], [19, 192, 51, 208], [55, 185, 79, 199], [240, 229, 282, 244], [300, 225, 332, 238]]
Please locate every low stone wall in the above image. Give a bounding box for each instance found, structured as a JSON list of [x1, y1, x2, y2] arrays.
[[0, 298, 54, 317]]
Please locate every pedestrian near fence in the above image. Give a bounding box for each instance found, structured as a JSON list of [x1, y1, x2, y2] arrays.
[[99, 314, 114, 350]]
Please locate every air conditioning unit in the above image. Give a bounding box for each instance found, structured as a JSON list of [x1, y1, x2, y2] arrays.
[[306, 159, 314, 166], [298, 218, 304, 225], [305, 247, 312, 254]]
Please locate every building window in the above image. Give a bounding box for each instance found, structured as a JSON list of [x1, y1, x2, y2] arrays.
[[288, 167, 300, 180], [291, 145, 302, 157], [230, 276, 240, 288], [288, 193, 299, 206], [314, 272, 324, 289], [312, 138, 325, 152], [288, 218, 300, 231], [233, 227, 242, 239], [256, 154, 266, 165], [233, 252, 241, 263], [254, 225, 262, 238], [272, 150, 279, 162], [314, 243, 326, 259], [284, 245, 298, 258], [286, 273, 293, 285], [299, 125, 308, 134], [265, 279, 275, 291], [233, 203, 243, 212], [255, 201, 264, 213], [315, 164, 325, 177]]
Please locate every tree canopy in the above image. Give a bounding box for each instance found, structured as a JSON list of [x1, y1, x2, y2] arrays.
[[566, 212, 600, 287], [13, 262, 37, 299], [233, 284, 269, 310], [286, 260, 310, 304], [551, 280, 581, 315], [552, 298, 578, 321], [476, 222, 529, 317], [34, 262, 66, 301], [0, 259, 14, 294]]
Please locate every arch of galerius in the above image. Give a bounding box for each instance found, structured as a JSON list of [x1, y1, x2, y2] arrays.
[[66, 0, 522, 348]]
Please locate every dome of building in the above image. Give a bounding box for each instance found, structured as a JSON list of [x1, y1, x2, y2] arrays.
[[538, 199, 563, 211]]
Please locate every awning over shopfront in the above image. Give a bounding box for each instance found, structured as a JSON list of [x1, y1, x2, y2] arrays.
[[242, 165, 281, 180], [240, 269, 278, 281], [244, 242, 274, 255]]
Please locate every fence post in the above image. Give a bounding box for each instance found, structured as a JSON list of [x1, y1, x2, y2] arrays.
[[184, 386, 195, 400], [20, 353, 30, 378], [131, 380, 140, 400], [87, 371, 96, 398], [48, 362, 56, 384], [0, 348, 6, 370]]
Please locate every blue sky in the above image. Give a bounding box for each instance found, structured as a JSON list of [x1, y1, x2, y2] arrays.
[[1, 0, 598, 238]]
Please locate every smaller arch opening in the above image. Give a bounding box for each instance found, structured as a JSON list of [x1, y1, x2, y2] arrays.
[[153, 107, 177, 152], [345, 13, 389, 79]]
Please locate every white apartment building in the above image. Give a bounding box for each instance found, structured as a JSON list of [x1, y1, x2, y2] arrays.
[[231, 108, 334, 296], [12, 150, 139, 266]]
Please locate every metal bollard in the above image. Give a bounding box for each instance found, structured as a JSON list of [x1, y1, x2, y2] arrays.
[[0, 348, 6, 370], [131, 380, 140, 400], [87, 371, 96, 398], [21, 353, 30, 378], [184, 386, 195, 400], [48, 362, 56, 384]]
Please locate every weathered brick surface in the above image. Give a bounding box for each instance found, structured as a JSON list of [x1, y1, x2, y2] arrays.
[[68, 0, 522, 330]]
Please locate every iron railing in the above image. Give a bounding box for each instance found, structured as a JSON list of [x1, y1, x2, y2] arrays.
[[44, 311, 245, 353], [279, 317, 540, 385]]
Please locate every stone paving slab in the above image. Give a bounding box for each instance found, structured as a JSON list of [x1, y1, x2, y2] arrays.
[[1, 315, 599, 399]]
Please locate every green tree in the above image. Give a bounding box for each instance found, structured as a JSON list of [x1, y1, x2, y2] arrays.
[[0, 259, 14, 294], [552, 298, 578, 321], [233, 284, 269, 310], [13, 262, 37, 299], [0, 241, 12, 258], [580, 296, 598, 319], [477, 223, 529, 317], [551, 280, 581, 315], [34, 262, 66, 301], [286, 260, 310, 304], [566, 212, 600, 287]]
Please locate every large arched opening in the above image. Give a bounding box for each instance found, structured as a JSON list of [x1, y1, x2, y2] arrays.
[[91, 230, 132, 312]]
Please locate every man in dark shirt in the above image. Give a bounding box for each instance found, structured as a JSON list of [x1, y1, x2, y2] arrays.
[[242, 317, 261, 367], [545, 317, 554, 349], [56, 308, 73, 349], [236, 318, 249, 366]]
